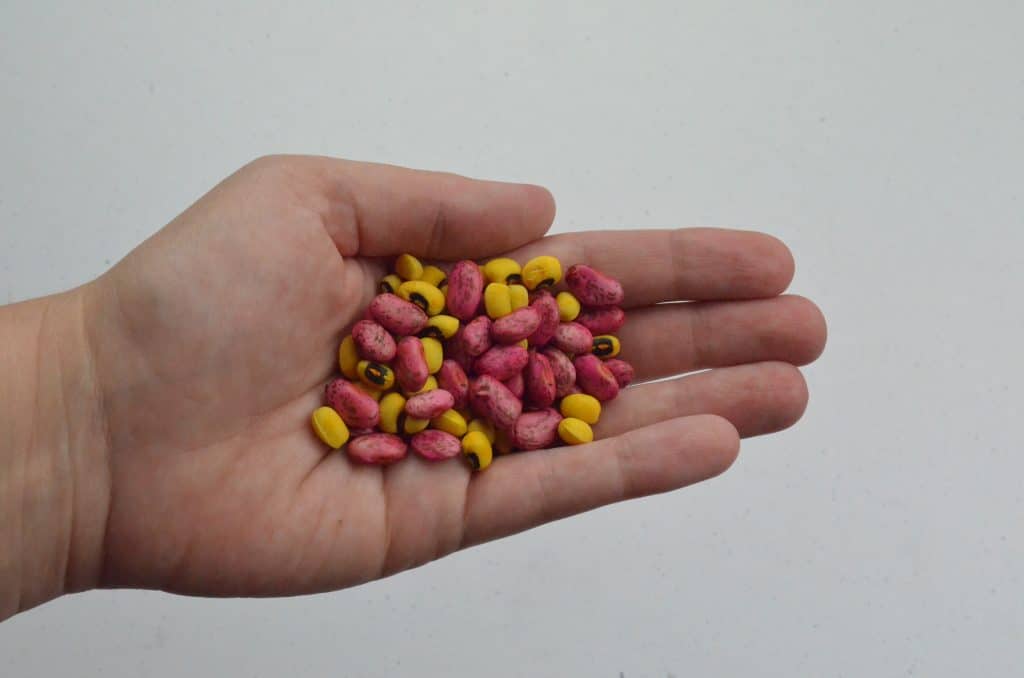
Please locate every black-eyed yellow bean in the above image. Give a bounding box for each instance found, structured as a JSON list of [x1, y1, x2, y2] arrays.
[[556, 291, 581, 322], [369, 293, 428, 336], [467, 417, 496, 443], [338, 335, 360, 379], [402, 375, 438, 397], [484, 282, 513, 319], [446, 260, 485, 321], [311, 406, 350, 449], [420, 336, 444, 374], [558, 417, 593, 445], [508, 284, 529, 311], [437, 359, 469, 409], [592, 334, 621, 359], [420, 265, 447, 288], [512, 408, 563, 450], [379, 392, 407, 434], [395, 253, 424, 281], [357, 360, 395, 391], [483, 257, 523, 285], [565, 264, 624, 307], [379, 274, 402, 295], [397, 280, 446, 316], [559, 393, 601, 424], [521, 255, 562, 290], [461, 430, 494, 470], [420, 314, 459, 340], [325, 378, 380, 429], [431, 409, 468, 437]]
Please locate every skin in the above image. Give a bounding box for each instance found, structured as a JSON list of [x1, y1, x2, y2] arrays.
[[0, 155, 826, 621]]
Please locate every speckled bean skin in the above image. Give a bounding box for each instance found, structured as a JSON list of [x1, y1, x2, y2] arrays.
[[504, 371, 525, 399], [437, 359, 470, 409], [405, 389, 455, 419], [526, 292, 560, 346], [575, 306, 626, 335], [461, 315, 493, 357], [551, 322, 594, 356], [524, 351, 557, 408], [470, 375, 523, 430], [351, 319, 397, 362], [541, 346, 577, 398], [604, 358, 635, 388], [565, 264, 625, 307], [444, 330, 474, 372], [474, 345, 530, 381], [369, 293, 428, 336], [491, 306, 541, 344], [573, 354, 620, 401], [347, 433, 408, 464], [394, 336, 429, 392], [325, 378, 380, 429], [410, 429, 462, 460], [512, 408, 563, 450], [446, 260, 485, 320]]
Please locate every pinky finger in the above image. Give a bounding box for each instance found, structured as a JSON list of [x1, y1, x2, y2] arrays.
[[460, 415, 740, 549]]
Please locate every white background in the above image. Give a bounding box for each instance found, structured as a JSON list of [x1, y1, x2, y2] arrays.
[[2, 1, 1022, 676]]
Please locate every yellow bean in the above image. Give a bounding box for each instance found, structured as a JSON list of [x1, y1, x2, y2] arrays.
[[461, 430, 494, 470], [311, 406, 350, 449], [483, 257, 523, 285], [484, 282, 513, 318], [395, 253, 424, 281], [508, 284, 530, 311], [521, 255, 562, 290], [338, 335, 359, 379], [397, 280, 446, 316], [467, 418, 496, 443], [431, 409, 468, 437], [556, 291, 581, 322], [560, 393, 601, 424], [558, 417, 593, 445], [420, 265, 447, 288], [357, 360, 395, 390], [420, 337, 444, 374]]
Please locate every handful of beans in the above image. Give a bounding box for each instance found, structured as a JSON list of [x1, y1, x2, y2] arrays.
[[310, 253, 633, 470]]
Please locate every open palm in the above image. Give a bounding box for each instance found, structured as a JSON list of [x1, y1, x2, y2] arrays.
[[83, 155, 825, 596]]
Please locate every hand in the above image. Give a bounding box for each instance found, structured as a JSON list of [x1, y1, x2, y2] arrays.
[[32, 155, 827, 602]]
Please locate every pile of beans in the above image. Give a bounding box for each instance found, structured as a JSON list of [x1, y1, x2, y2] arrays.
[[310, 254, 633, 470]]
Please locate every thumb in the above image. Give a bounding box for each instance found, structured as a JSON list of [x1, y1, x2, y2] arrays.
[[276, 155, 556, 260]]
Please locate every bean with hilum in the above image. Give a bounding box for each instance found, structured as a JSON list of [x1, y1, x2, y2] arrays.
[[311, 253, 632, 467]]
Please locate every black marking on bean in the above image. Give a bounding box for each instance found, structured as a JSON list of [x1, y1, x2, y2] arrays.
[[365, 363, 390, 385], [419, 326, 444, 340], [466, 452, 481, 470], [506, 273, 522, 285], [536, 278, 555, 289], [380, 281, 395, 294], [593, 337, 615, 357], [410, 293, 430, 312]]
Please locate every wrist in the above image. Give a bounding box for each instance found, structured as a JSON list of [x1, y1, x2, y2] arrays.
[[0, 286, 111, 619]]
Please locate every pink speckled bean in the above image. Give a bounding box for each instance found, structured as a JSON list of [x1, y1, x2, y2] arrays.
[[524, 351, 556, 408], [470, 375, 523, 431], [410, 429, 462, 461], [369, 293, 428, 336], [512, 409, 563, 450], [526, 292, 560, 346], [351, 319, 397, 362], [325, 378, 380, 429], [446, 260, 485, 321], [504, 371, 525, 399], [604, 358, 635, 388], [445, 331, 474, 372], [491, 306, 541, 344], [437, 359, 469, 409], [551, 322, 594, 356], [347, 433, 408, 465], [394, 336, 429, 392], [541, 346, 577, 398], [461, 315, 493, 357], [575, 306, 625, 335], [565, 264, 624, 307], [573, 354, 620, 401], [474, 345, 529, 381], [405, 389, 455, 419]]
